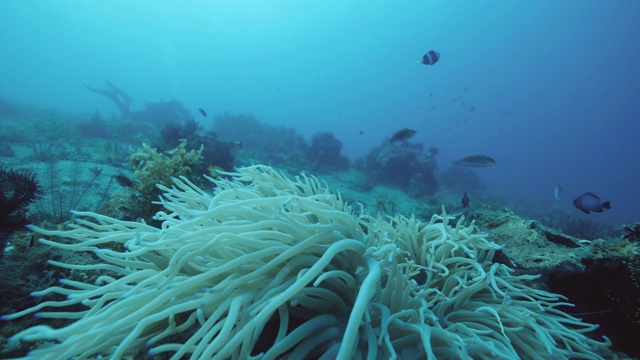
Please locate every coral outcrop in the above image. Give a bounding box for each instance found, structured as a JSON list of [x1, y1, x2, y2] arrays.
[[360, 141, 438, 197]]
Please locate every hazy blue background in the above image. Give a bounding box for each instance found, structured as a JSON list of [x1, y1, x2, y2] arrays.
[[1, 1, 638, 225]]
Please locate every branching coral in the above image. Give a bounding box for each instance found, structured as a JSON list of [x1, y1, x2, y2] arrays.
[[2, 165, 609, 359]]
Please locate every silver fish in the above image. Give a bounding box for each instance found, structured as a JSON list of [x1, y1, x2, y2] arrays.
[[554, 184, 562, 201]]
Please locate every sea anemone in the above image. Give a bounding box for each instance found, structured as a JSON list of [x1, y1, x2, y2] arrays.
[[3, 165, 609, 359]]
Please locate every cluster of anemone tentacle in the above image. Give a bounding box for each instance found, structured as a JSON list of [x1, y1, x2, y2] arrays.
[[2, 165, 610, 359]]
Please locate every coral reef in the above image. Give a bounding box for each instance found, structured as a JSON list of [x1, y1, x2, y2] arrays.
[[547, 254, 640, 358], [468, 207, 640, 358], [1, 165, 610, 359], [125, 140, 203, 220], [213, 112, 309, 170], [360, 141, 438, 197], [159, 117, 237, 173], [621, 222, 640, 242], [192, 132, 237, 176], [212, 114, 349, 174], [159, 116, 200, 149], [468, 207, 608, 276], [306, 131, 349, 173], [129, 140, 203, 199]]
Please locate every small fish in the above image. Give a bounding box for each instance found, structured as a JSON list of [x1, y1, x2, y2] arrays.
[[198, 108, 207, 117], [554, 184, 562, 201], [208, 165, 225, 178], [113, 173, 133, 187], [461, 192, 470, 208], [418, 50, 440, 66], [389, 128, 417, 142], [453, 155, 496, 167], [573, 192, 611, 215]]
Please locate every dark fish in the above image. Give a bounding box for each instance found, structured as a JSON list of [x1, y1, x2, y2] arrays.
[[419, 50, 440, 66], [573, 192, 611, 214], [114, 173, 133, 187], [453, 155, 496, 167], [359, 130, 364, 135], [198, 108, 207, 117], [389, 128, 417, 142], [461, 192, 470, 208]]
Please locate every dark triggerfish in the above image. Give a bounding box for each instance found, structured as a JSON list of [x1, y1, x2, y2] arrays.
[[573, 192, 611, 214], [419, 50, 440, 66], [453, 155, 496, 167], [389, 128, 417, 142]]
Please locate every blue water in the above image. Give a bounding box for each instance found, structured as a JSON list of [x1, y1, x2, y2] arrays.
[[1, 1, 638, 225]]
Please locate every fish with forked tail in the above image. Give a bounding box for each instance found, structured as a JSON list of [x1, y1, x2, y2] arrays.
[[418, 50, 440, 66], [389, 128, 416, 142], [572, 192, 611, 214]]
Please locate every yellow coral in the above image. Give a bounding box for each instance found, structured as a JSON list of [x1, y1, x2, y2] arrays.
[[129, 139, 203, 200]]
